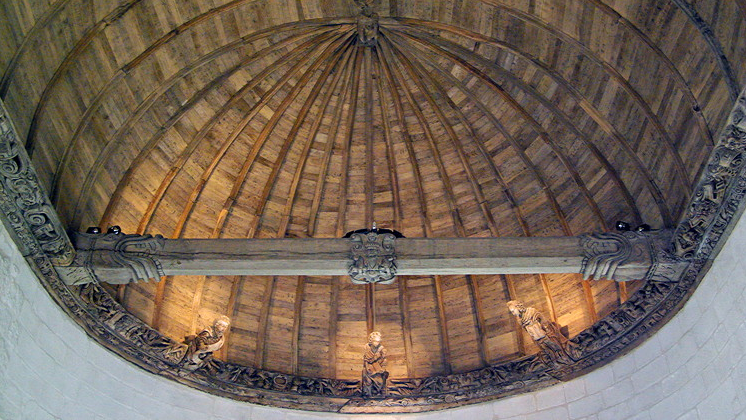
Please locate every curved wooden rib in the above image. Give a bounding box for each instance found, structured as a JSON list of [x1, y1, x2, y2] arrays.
[[379, 39, 466, 236], [415, 40, 643, 226], [392, 28, 671, 226], [215, 274, 243, 361], [157, 31, 345, 238], [55, 22, 342, 215], [374, 55, 413, 376], [296, 50, 359, 377], [147, 33, 345, 331], [385, 28, 635, 229], [183, 35, 353, 346], [386, 39, 506, 366], [275, 40, 354, 237], [73, 26, 345, 230], [373, 47, 432, 236], [364, 46, 375, 228], [307, 47, 359, 236], [394, 38, 597, 356], [99, 27, 338, 230], [22, 0, 143, 152], [291, 276, 306, 375], [386, 38, 499, 235], [386, 31, 604, 332], [0, 0, 73, 95], [384, 30, 569, 349], [387, 39, 505, 373], [474, 0, 715, 148], [377, 44, 443, 375], [237, 36, 355, 239], [393, 20, 694, 212], [212, 38, 353, 372], [335, 48, 363, 236], [257, 276, 276, 368]]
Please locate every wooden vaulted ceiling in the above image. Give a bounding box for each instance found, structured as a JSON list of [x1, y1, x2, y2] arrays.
[[1, 0, 745, 385]]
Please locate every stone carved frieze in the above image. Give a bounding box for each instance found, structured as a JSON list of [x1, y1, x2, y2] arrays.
[[0, 99, 73, 265], [675, 93, 746, 259], [348, 232, 397, 284], [55, 232, 165, 285], [580, 229, 689, 283]]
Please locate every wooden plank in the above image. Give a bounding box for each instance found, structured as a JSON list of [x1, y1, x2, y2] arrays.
[[241, 35, 355, 238], [63, 233, 675, 280], [291, 276, 305, 375], [256, 276, 276, 368]]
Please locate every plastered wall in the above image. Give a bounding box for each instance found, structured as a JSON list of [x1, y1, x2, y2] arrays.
[[1, 212, 745, 420]]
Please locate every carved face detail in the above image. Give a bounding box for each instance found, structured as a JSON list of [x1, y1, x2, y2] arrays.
[[215, 321, 228, 333], [368, 331, 382, 346], [214, 316, 231, 334], [507, 300, 523, 317]]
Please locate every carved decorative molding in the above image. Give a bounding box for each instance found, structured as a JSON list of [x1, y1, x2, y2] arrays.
[[675, 93, 746, 259], [4, 90, 746, 413], [55, 232, 165, 285], [348, 231, 397, 284], [580, 229, 689, 282], [0, 99, 73, 265]]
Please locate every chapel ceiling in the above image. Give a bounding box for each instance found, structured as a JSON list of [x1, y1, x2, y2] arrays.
[[0, 0, 744, 409]]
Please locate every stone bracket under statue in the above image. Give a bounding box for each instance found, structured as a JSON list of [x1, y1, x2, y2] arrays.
[[53, 229, 690, 285]]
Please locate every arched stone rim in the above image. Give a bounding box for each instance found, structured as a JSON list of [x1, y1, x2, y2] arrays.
[[2, 91, 746, 412]]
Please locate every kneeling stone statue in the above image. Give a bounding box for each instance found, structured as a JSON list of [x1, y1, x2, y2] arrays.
[[180, 316, 230, 371]]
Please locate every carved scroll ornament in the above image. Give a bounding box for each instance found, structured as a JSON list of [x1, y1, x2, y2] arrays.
[[0, 99, 73, 265], [55, 232, 165, 285], [348, 231, 397, 284], [580, 229, 689, 283]]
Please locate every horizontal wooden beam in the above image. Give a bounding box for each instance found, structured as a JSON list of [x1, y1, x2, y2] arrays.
[[54, 229, 689, 285]]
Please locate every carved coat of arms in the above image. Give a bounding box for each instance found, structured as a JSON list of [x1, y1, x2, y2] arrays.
[[348, 232, 397, 284]]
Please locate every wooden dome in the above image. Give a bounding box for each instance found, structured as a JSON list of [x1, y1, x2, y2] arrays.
[[1, 0, 744, 411]]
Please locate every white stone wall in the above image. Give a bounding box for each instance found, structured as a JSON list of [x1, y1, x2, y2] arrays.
[[1, 213, 745, 420]]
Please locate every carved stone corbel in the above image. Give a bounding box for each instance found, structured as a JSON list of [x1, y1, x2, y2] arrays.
[[580, 229, 689, 282], [348, 231, 397, 284], [55, 232, 165, 285]]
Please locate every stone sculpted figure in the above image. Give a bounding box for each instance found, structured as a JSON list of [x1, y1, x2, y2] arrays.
[[356, 2, 379, 47], [362, 331, 388, 397], [507, 301, 577, 369], [181, 316, 230, 370]]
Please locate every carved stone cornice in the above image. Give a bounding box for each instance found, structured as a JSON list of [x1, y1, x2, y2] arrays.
[[55, 232, 165, 285], [580, 230, 690, 283], [347, 231, 397, 284], [675, 93, 746, 260], [0, 99, 73, 265]]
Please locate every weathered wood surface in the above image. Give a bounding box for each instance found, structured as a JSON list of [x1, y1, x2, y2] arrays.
[[55, 232, 680, 284], [2, 0, 744, 412]]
